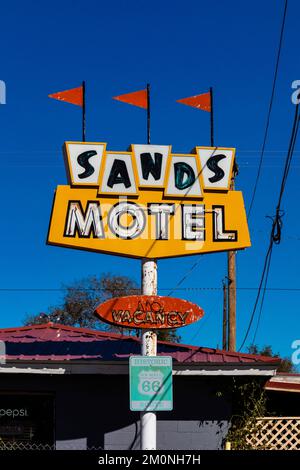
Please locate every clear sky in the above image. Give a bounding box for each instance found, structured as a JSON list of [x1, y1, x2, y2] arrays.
[[0, 0, 299, 366]]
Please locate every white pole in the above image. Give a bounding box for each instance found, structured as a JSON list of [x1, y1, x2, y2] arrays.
[[141, 258, 157, 450]]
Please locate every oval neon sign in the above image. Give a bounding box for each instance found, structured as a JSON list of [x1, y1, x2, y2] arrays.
[[94, 295, 204, 329]]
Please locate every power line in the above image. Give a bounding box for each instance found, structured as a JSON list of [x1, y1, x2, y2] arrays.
[[186, 306, 216, 344], [277, 115, 300, 210], [239, 102, 300, 351], [247, 0, 288, 220], [1, 286, 300, 292], [238, 243, 273, 351], [252, 244, 274, 344], [2, 149, 300, 154], [167, 257, 202, 296]]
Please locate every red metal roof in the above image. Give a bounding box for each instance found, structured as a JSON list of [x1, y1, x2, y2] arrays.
[[265, 373, 300, 393], [0, 323, 280, 365]]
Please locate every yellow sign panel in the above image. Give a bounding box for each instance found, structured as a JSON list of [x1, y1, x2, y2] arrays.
[[47, 142, 251, 259]]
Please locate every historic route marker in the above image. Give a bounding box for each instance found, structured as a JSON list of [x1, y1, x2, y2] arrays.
[[129, 356, 173, 411]]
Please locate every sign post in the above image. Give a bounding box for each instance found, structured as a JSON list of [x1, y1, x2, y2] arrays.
[[47, 140, 251, 451], [141, 258, 157, 450]]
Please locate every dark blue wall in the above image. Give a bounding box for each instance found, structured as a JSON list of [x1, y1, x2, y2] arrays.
[[0, 373, 232, 450]]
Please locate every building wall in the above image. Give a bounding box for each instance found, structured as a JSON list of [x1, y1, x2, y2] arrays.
[[0, 373, 231, 450], [266, 390, 300, 416]]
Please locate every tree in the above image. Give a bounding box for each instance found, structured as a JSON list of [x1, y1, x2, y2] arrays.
[[24, 273, 181, 342], [247, 344, 295, 373], [154, 328, 180, 343]]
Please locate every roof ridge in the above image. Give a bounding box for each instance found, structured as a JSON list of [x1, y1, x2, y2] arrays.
[[0, 323, 282, 362], [0, 323, 53, 333], [0, 322, 141, 341], [0, 324, 221, 351]]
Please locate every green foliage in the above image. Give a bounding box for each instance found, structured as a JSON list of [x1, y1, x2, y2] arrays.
[[226, 378, 268, 450], [248, 343, 295, 373], [224, 343, 295, 449], [23, 273, 181, 342]]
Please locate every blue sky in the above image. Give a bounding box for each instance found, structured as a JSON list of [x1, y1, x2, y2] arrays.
[[0, 0, 299, 365]]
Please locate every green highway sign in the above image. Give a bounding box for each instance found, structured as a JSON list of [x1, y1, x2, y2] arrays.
[[129, 356, 173, 411]]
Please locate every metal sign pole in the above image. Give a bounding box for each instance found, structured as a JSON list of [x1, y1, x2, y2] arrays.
[[141, 258, 157, 450]]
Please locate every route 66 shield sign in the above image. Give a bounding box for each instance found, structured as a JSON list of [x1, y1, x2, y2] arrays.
[[129, 356, 173, 411]]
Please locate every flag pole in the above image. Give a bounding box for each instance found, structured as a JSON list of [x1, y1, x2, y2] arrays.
[[82, 80, 86, 142], [147, 83, 151, 145], [210, 86, 214, 147]]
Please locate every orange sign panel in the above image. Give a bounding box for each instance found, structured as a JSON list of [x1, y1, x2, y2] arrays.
[[94, 295, 204, 329]]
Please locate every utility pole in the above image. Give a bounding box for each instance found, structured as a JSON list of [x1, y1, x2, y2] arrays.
[[227, 165, 237, 352], [227, 250, 236, 351], [222, 280, 228, 350]]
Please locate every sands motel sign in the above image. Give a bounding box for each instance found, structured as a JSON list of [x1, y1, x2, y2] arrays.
[[47, 142, 251, 258]]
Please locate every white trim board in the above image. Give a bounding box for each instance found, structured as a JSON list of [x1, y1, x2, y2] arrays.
[[0, 362, 277, 376], [0, 366, 65, 374]]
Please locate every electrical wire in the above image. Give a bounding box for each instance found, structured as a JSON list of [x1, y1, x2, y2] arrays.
[[186, 309, 213, 344], [238, 242, 273, 351], [2, 286, 300, 292], [167, 257, 202, 296], [2, 149, 300, 155], [252, 244, 274, 344], [247, 0, 288, 220], [277, 113, 300, 210], [239, 102, 300, 351]]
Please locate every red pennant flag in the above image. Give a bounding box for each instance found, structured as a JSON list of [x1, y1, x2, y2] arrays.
[[48, 86, 83, 107], [113, 89, 148, 109], [177, 91, 211, 112]]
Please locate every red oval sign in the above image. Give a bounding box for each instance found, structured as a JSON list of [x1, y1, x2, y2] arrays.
[[94, 295, 204, 329]]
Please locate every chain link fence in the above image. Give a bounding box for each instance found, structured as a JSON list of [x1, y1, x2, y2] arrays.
[[0, 441, 105, 451]]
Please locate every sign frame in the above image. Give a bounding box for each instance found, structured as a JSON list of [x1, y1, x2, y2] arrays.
[[47, 142, 251, 259], [196, 146, 236, 191], [129, 356, 173, 412], [63, 141, 107, 187]]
